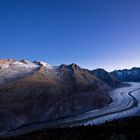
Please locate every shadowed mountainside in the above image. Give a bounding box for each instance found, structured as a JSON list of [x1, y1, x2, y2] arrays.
[[88, 68, 121, 88], [0, 59, 112, 134]]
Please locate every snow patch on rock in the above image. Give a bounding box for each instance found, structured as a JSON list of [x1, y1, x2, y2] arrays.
[[33, 61, 53, 69]]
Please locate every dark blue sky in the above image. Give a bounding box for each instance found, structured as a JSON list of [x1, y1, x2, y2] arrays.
[[0, 0, 140, 71]]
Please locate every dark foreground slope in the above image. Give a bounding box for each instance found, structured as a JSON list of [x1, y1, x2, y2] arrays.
[[2, 116, 140, 140]]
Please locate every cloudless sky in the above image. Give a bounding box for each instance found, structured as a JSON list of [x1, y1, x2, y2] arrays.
[[0, 0, 140, 71]]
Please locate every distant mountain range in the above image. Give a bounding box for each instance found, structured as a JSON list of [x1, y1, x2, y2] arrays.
[[110, 67, 140, 82], [0, 58, 139, 133]]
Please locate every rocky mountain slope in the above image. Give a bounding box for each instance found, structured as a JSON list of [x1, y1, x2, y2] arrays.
[[0, 59, 112, 134], [88, 68, 121, 88], [110, 67, 140, 82]]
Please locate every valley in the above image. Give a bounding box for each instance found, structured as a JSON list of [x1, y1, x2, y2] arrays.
[[2, 83, 140, 137], [0, 59, 140, 137]]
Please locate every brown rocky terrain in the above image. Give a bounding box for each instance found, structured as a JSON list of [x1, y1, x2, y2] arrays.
[[0, 59, 111, 134], [0, 59, 15, 64]]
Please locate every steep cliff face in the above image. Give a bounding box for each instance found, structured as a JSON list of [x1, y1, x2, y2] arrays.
[[0, 59, 111, 133]]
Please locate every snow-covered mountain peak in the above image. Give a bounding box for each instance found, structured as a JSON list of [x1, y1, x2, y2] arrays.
[[33, 60, 53, 69], [20, 59, 32, 64], [110, 67, 140, 82], [0, 59, 40, 85]]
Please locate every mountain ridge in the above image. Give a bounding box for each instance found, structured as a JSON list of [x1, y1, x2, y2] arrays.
[[0, 58, 137, 135], [0, 58, 112, 133], [110, 67, 140, 82]]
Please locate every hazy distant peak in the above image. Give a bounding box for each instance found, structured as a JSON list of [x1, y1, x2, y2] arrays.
[[110, 67, 140, 82]]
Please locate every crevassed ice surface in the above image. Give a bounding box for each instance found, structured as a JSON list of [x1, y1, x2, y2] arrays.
[[56, 83, 140, 126], [83, 82, 140, 125]]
